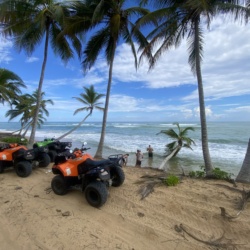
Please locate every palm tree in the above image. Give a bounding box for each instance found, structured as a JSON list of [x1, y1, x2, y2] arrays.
[[0, 0, 82, 147], [6, 94, 33, 135], [236, 138, 250, 183], [0, 68, 26, 105], [65, 0, 149, 158], [138, 0, 244, 176], [56, 85, 105, 141], [157, 122, 195, 169], [5, 90, 54, 137]]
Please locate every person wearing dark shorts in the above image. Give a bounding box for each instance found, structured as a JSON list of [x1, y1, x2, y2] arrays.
[[135, 149, 143, 167], [147, 145, 153, 157]]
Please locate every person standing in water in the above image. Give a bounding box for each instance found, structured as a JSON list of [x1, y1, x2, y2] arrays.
[[147, 145, 153, 158], [135, 149, 143, 168]]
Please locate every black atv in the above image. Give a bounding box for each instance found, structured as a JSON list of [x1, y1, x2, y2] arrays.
[[0, 143, 50, 177], [33, 138, 72, 162]]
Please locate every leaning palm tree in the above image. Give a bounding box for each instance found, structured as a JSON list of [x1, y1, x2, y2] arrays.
[[0, 68, 26, 105], [5, 90, 54, 137], [138, 0, 244, 176], [56, 85, 105, 141], [65, 0, 149, 158], [0, 0, 82, 147], [157, 122, 195, 169], [5, 94, 33, 135]]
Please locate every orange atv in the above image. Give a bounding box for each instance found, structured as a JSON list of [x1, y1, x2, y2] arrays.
[[51, 143, 125, 207], [0, 143, 50, 177]]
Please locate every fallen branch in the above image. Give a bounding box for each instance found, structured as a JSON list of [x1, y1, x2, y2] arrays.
[[175, 224, 239, 249], [137, 181, 162, 200], [220, 190, 250, 219], [136, 174, 168, 199], [135, 174, 182, 199], [214, 184, 242, 193]]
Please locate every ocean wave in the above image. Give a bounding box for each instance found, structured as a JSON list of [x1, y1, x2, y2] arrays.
[[159, 123, 199, 127]]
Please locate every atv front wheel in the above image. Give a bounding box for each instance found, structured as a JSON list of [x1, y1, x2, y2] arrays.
[[51, 175, 68, 195], [48, 150, 57, 162], [15, 161, 32, 177], [85, 181, 108, 208], [110, 166, 125, 187], [38, 152, 50, 168]]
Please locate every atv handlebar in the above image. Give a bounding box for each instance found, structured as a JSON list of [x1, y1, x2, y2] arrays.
[[82, 147, 90, 151]]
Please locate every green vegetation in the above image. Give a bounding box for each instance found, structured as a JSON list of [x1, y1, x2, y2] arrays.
[[189, 166, 233, 181], [213, 168, 233, 181], [157, 122, 195, 158], [157, 122, 195, 169], [2, 137, 28, 145], [5, 90, 53, 138], [0, 68, 26, 105], [164, 175, 179, 186]]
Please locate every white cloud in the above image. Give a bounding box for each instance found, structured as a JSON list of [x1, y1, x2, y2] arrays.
[[226, 106, 250, 113], [0, 35, 12, 64], [194, 106, 213, 118], [25, 57, 39, 63], [83, 15, 250, 102]]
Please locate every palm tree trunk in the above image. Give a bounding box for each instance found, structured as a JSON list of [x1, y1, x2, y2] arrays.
[[11, 128, 21, 135], [27, 25, 49, 148], [12, 121, 27, 135], [22, 122, 32, 138], [236, 138, 250, 183], [159, 146, 181, 169], [56, 112, 92, 141], [194, 18, 213, 176], [94, 40, 117, 159]]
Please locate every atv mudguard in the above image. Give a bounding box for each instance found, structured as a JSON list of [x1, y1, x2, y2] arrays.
[[0, 146, 27, 161], [52, 153, 93, 177]]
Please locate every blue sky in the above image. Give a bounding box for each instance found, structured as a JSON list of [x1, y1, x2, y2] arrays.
[[0, 11, 250, 123]]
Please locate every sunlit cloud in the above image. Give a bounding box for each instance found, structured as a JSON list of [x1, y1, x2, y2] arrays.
[[0, 35, 12, 64], [25, 57, 39, 63]]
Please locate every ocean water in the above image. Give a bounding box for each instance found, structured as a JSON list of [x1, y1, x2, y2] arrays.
[[0, 121, 249, 177]]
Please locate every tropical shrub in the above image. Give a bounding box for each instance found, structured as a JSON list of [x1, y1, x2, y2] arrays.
[[189, 166, 233, 180], [164, 175, 179, 186]]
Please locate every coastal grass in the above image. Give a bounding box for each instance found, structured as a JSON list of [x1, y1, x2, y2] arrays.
[[189, 165, 233, 181]]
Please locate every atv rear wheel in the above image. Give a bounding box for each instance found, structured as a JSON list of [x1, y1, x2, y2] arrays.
[[48, 150, 57, 162], [15, 161, 32, 177], [38, 152, 50, 168], [85, 181, 108, 208], [51, 175, 68, 195], [110, 166, 125, 187], [0, 162, 4, 174]]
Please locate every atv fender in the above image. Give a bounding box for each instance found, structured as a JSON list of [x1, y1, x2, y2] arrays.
[[52, 153, 93, 177]]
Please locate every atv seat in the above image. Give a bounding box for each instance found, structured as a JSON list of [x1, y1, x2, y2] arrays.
[[77, 158, 113, 174]]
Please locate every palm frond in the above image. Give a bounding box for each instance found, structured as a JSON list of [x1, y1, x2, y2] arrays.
[[187, 21, 204, 75], [82, 26, 110, 72]]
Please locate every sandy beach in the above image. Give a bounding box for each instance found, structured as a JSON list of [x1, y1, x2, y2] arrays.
[[0, 163, 250, 250]]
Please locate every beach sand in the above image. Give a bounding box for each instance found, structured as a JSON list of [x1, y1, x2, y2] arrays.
[[0, 164, 250, 250]]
